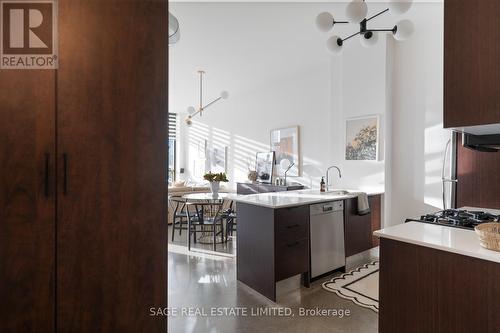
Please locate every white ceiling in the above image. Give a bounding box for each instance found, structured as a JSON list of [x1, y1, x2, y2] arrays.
[[168, 0, 443, 116]]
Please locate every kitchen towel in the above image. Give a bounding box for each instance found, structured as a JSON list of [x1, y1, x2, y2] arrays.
[[357, 192, 370, 216]]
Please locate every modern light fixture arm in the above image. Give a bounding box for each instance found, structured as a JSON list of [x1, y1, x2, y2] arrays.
[[365, 8, 389, 22], [197, 70, 225, 115], [339, 7, 396, 44], [341, 31, 361, 43], [185, 70, 228, 125], [367, 27, 397, 33], [362, 8, 396, 34], [202, 96, 223, 110], [189, 109, 203, 118], [199, 71, 203, 110], [316, 0, 414, 54]]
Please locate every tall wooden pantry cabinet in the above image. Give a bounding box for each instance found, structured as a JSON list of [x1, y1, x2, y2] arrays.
[[0, 1, 167, 332]]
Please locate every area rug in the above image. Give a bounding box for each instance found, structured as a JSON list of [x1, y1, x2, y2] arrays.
[[322, 261, 379, 313]]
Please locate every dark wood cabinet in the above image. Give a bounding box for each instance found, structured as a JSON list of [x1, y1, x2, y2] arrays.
[[275, 206, 309, 242], [444, 0, 500, 127], [56, 1, 167, 331], [275, 206, 310, 281], [0, 70, 56, 332], [275, 238, 309, 282], [344, 195, 382, 257], [0, 1, 167, 331], [379, 238, 500, 333], [236, 182, 304, 195], [237, 203, 309, 301]]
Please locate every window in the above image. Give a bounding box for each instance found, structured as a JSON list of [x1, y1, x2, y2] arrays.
[[168, 113, 177, 184]]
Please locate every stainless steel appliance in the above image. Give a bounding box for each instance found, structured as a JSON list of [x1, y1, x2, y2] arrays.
[[442, 138, 458, 209], [310, 201, 345, 279], [406, 209, 500, 231]]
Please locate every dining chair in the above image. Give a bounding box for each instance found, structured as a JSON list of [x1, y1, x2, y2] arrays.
[[168, 196, 189, 242], [221, 201, 237, 242], [185, 201, 224, 251]]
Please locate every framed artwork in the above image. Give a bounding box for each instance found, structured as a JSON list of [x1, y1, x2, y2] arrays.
[[345, 115, 379, 161], [207, 145, 228, 173], [192, 140, 207, 178], [270, 126, 300, 176], [255, 152, 275, 184]]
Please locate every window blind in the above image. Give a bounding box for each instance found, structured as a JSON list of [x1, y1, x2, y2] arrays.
[[168, 113, 177, 139]]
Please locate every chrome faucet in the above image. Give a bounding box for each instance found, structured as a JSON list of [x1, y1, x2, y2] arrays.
[[326, 165, 342, 192]]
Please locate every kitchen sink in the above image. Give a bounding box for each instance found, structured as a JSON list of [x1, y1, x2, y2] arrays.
[[326, 190, 350, 195], [293, 189, 350, 196]]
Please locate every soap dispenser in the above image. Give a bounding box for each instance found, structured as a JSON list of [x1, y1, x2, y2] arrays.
[[320, 177, 326, 192]]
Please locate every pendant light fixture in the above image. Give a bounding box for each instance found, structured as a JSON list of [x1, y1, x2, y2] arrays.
[[185, 71, 228, 126], [345, 0, 368, 22], [169, 12, 180, 45], [315, 0, 414, 55], [388, 0, 413, 15]]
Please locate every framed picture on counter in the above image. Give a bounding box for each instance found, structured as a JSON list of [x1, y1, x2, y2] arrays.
[[345, 115, 379, 161], [270, 125, 300, 176], [255, 151, 275, 184]]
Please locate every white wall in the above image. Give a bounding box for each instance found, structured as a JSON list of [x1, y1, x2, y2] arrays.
[[385, 1, 449, 226], [329, 27, 387, 193], [169, 2, 389, 190], [169, 1, 448, 226]]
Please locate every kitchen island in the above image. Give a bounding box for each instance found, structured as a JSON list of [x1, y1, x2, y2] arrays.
[[231, 189, 383, 302], [375, 222, 500, 333]]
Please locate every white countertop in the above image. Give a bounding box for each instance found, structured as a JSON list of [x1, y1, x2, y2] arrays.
[[374, 222, 500, 264], [229, 189, 383, 209]]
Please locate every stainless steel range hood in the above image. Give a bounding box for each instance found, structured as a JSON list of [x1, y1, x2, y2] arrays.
[[462, 132, 500, 152]]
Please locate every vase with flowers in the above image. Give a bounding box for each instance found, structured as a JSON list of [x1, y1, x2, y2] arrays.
[[203, 172, 229, 196]]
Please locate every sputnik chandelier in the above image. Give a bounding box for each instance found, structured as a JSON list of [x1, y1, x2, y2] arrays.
[[315, 0, 414, 54], [186, 70, 228, 126]]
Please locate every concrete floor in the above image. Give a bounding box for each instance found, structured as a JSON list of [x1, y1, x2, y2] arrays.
[[168, 226, 378, 333]]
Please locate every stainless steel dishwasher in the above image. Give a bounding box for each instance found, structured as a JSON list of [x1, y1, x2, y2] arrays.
[[310, 201, 345, 279]]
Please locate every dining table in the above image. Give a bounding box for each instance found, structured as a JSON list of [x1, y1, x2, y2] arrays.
[[182, 192, 231, 203]]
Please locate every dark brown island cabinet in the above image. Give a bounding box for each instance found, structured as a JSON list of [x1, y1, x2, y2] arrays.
[[444, 0, 500, 128], [237, 204, 310, 301], [236, 194, 382, 302], [0, 1, 167, 332], [379, 239, 500, 333]]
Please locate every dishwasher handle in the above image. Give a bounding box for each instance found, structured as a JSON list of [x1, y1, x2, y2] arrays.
[[310, 201, 344, 215], [322, 205, 334, 213]]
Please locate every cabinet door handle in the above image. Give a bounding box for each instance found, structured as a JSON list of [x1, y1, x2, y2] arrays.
[[286, 241, 300, 248], [63, 153, 68, 195], [44, 153, 50, 197], [286, 224, 299, 229]]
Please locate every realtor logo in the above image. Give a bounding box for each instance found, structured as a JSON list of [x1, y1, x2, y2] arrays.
[[1, 0, 57, 69]]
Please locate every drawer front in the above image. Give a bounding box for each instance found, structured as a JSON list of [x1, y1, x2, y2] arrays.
[[275, 206, 309, 243], [275, 237, 309, 282]]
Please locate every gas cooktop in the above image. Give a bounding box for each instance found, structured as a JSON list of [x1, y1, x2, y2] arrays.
[[406, 209, 500, 230]]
